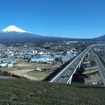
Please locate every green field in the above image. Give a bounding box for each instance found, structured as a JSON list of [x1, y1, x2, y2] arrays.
[[0, 79, 105, 105]]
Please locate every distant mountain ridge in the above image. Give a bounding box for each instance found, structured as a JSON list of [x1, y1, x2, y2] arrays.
[[0, 31, 73, 44], [0, 25, 104, 44], [0, 31, 43, 43], [94, 34, 105, 40], [0, 25, 75, 43]]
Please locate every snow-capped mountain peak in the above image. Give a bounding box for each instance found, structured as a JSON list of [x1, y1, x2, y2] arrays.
[[2, 25, 27, 33]]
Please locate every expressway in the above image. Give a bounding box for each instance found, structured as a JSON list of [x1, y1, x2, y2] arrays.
[[89, 47, 105, 86], [50, 48, 88, 84]]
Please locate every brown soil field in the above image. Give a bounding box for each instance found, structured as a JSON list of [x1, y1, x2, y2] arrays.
[[83, 66, 103, 85], [0, 59, 61, 81]]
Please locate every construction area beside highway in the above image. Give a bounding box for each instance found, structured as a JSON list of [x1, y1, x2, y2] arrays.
[[83, 66, 102, 85], [71, 51, 103, 86]]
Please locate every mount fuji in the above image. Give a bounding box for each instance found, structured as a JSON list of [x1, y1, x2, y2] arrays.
[[0, 25, 74, 44], [0, 25, 45, 43], [0, 25, 100, 44]]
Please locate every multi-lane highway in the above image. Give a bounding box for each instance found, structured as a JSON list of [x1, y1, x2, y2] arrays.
[[50, 44, 105, 86], [50, 48, 88, 83], [90, 47, 105, 86]]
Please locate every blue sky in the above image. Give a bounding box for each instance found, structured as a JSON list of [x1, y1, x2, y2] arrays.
[[0, 0, 105, 38]]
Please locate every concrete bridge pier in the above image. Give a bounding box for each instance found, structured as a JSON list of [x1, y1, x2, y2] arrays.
[[67, 60, 85, 84]]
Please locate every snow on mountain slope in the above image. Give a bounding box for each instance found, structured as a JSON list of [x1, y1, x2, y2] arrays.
[[2, 25, 27, 33]]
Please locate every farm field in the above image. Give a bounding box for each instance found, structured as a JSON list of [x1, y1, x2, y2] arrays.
[[0, 79, 105, 105], [0, 59, 61, 80]]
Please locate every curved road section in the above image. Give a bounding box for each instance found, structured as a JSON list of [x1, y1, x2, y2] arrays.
[[50, 48, 88, 84]]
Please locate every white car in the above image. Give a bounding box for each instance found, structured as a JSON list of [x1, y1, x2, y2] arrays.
[[35, 67, 42, 72]]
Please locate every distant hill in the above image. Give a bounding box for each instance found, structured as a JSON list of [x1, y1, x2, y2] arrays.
[[94, 34, 105, 41]]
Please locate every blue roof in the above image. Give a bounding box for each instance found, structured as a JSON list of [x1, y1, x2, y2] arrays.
[[1, 59, 11, 63]]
